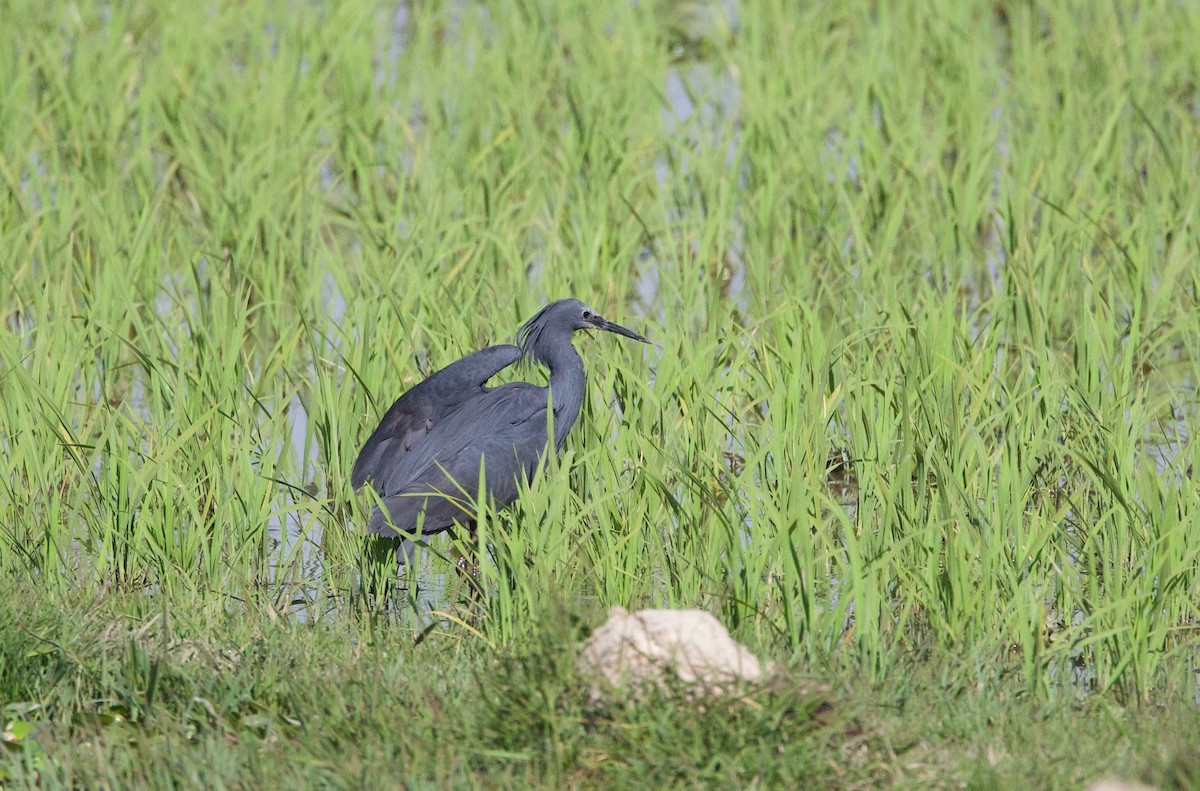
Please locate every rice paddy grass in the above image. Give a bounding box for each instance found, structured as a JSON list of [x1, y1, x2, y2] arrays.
[[2, 0, 1199, 786]]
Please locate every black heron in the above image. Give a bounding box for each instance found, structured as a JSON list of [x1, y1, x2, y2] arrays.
[[351, 299, 648, 552]]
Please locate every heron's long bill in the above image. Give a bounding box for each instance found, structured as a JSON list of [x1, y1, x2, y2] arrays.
[[590, 315, 649, 344]]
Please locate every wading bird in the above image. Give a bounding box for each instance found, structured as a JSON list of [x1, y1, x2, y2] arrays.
[[352, 299, 647, 555]]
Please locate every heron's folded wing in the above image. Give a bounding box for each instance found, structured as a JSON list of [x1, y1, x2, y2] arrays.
[[368, 384, 552, 537], [351, 344, 521, 490]]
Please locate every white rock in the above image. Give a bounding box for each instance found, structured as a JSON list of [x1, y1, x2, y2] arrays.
[[1085, 781, 1158, 791], [578, 606, 764, 696]]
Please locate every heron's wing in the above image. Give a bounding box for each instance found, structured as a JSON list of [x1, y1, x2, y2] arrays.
[[351, 344, 521, 490], [368, 383, 551, 537]]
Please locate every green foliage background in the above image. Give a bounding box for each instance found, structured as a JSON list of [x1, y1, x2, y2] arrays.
[[2, 0, 1199, 785]]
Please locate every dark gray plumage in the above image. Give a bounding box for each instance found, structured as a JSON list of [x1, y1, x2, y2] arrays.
[[351, 299, 647, 545], [350, 344, 520, 492]]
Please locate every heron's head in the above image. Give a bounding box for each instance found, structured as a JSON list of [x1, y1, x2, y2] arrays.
[[517, 299, 648, 366]]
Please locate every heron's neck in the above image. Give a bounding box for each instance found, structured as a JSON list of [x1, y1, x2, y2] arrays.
[[545, 343, 585, 449]]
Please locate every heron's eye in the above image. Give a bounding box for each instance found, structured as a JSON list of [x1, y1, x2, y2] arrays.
[[582, 310, 592, 319]]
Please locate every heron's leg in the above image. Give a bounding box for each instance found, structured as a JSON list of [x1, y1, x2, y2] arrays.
[[396, 538, 417, 566], [445, 523, 488, 606]]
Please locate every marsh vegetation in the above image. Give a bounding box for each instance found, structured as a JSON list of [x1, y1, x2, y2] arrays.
[[2, 0, 1199, 786]]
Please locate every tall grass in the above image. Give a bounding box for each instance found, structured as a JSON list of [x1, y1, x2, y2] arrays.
[[1, 0, 1198, 702]]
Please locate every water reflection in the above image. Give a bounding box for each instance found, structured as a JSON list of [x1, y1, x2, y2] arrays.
[[642, 0, 748, 322]]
